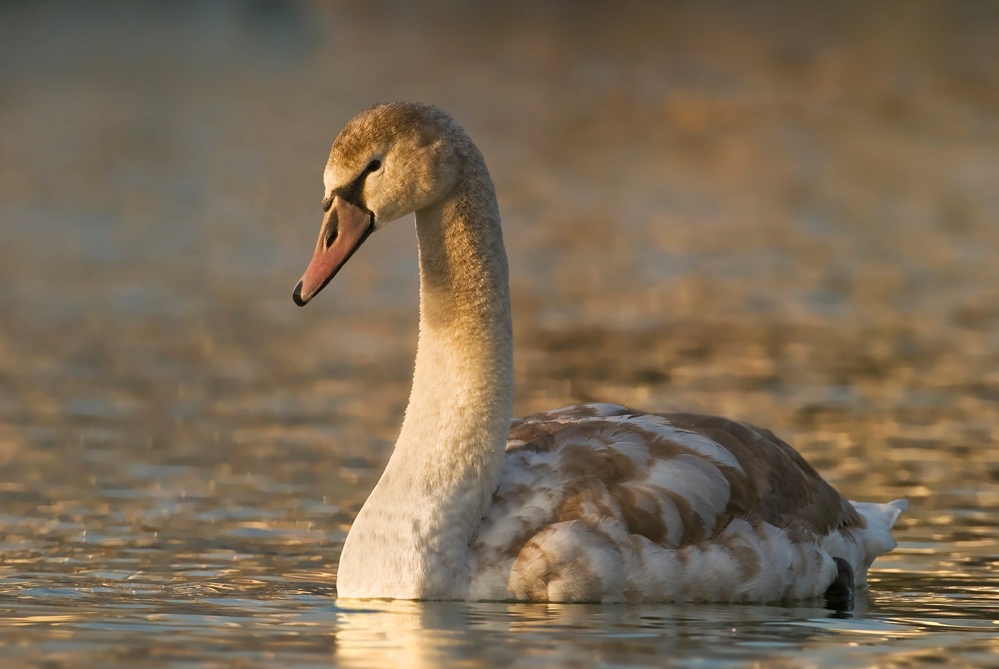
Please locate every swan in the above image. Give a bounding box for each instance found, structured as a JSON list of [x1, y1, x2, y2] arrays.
[[292, 102, 907, 603]]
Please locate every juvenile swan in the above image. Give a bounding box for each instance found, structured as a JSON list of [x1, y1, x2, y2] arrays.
[[293, 102, 906, 603]]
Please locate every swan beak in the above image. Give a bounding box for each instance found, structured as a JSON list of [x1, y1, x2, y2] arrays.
[[293, 196, 374, 306]]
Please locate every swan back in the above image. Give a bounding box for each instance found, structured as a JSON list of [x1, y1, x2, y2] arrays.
[[469, 403, 903, 603]]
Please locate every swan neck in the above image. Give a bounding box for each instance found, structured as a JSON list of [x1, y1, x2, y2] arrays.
[[336, 148, 513, 599], [402, 159, 514, 465]]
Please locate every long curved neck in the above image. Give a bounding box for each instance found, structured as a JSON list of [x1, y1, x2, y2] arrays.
[[404, 169, 513, 458], [336, 149, 513, 600]]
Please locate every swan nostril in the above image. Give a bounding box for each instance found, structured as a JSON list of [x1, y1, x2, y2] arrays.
[[325, 228, 338, 248]]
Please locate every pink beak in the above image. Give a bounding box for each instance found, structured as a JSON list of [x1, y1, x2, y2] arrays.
[[293, 196, 373, 306]]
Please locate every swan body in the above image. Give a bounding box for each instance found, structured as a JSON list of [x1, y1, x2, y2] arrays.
[[293, 102, 906, 602]]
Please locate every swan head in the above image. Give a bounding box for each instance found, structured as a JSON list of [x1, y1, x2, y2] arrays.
[[293, 102, 463, 306]]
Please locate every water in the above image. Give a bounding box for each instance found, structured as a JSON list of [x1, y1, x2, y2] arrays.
[[1, 1, 998, 666]]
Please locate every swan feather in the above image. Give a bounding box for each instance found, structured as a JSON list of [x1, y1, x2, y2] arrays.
[[468, 403, 904, 603]]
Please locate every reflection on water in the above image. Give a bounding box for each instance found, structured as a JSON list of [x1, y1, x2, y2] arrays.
[[1, 0, 999, 666], [3, 583, 999, 667]]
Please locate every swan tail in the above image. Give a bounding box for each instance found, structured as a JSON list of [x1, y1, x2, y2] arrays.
[[823, 498, 907, 585], [853, 498, 908, 531]]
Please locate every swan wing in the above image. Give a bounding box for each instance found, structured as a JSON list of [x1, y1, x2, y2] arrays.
[[469, 403, 900, 603]]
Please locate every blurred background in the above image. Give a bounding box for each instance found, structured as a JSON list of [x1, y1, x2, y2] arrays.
[[1, 1, 998, 666]]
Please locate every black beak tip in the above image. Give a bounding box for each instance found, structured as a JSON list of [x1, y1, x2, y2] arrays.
[[292, 281, 309, 307]]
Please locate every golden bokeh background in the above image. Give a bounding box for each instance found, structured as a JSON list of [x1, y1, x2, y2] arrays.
[[1, 1, 997, 665]]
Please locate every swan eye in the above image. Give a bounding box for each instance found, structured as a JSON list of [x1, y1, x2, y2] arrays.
[[367, 160, 381, 172]]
